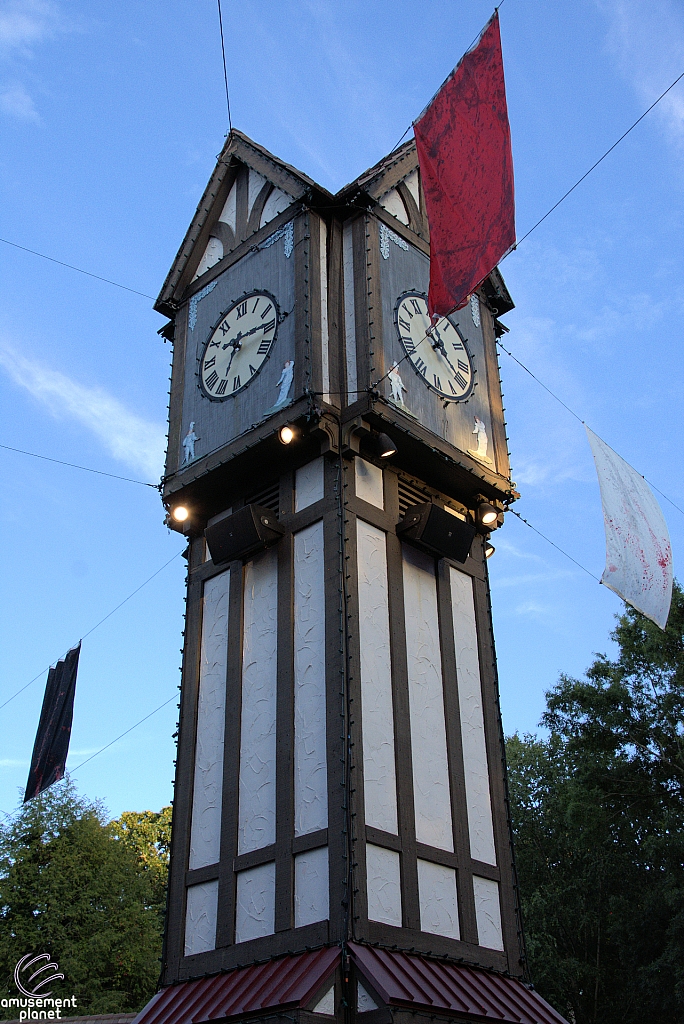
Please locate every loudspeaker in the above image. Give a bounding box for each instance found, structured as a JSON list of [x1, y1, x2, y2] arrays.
[[396, 503, 476, 564], [205, 504, 285, 565]]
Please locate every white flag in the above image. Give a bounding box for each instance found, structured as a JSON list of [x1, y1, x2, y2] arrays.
[[586, 426, 672, 629]]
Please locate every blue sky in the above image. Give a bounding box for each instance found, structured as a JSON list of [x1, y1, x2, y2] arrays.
[[1, 0, 683, 820]]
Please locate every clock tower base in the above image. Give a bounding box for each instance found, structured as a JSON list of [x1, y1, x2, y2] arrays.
[[132, 943, 565, 1024]]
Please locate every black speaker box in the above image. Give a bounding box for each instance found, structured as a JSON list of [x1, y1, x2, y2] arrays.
[[396, 503, 476, 564], [205, 504, 285, 565]]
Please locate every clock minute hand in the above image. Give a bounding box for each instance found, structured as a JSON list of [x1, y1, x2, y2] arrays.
[[223, 347, 237, 377], [430, 332, 460, 377], [238, 322, 270, 342], [221, 322, 267, 351]]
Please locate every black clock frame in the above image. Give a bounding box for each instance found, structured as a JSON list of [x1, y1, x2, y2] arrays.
[[198, 288, 281, 402], [393, 289, 476, 403]]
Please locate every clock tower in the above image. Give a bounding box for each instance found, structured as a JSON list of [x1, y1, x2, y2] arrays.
[[135, 131, 566, 1024]]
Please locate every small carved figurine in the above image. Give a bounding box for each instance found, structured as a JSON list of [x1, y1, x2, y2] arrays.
[[388, 362, 407, 406], [468, 415, 492, 464], [276, 360, 294, 407], [182, 422, 198, 464]]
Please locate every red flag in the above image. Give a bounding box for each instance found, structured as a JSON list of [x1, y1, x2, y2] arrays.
[[414, 12, 515, 317]]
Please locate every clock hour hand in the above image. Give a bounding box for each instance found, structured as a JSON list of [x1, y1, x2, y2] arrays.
[[221, 322, 266, 351], [222, 329, 244, 351]]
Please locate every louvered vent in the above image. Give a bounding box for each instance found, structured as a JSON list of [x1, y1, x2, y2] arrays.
[[398, 480, 433, 518], [245, 480, 280, 514]]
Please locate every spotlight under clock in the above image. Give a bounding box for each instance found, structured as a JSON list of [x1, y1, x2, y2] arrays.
[[279, 425, 296, 445]]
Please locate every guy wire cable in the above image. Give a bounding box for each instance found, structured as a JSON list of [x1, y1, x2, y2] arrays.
[[217, 0, 233, 132], [0, 443, 159, 488], [68, 693, 179, 777], [4, 61, 682, 312], [389, 0, 507, 154], [509, 68, 684, 253], [0, 549, 183, 712], [496, 338, 684, 518], [506, 507, 600, 583], [0, 236, 154, 298]]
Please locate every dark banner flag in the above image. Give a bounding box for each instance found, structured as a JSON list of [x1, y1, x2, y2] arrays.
[[414, 11, 515, 318], [24, 644, 80, 802]]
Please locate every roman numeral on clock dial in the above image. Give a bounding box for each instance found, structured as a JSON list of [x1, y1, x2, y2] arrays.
[[394, 291, 474, 401], [199, 290, 281, 401]]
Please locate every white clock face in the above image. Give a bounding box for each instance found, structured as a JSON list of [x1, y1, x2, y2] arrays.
[[394, 291, 474, 401], [199, 290, 279, 400]]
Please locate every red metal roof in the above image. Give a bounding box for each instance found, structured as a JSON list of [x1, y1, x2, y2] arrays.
[[132, 944, 567, 1024], [349, 943, 567, 1024], [132, 947, 338, 1024]]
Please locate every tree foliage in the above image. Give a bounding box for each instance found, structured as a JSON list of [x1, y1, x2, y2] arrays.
[[507, 583, 684, 1024], [0, 781, 171, 1014]]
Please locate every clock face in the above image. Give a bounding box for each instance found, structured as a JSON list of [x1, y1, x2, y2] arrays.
[[199, 290, 279, 400], [394, 291, 474, 402]]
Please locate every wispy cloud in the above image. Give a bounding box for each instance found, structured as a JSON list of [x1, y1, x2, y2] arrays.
[[0, 81, 37, 119], [0, 344, 166, 480], [494, 570, 576, 590], [0, 758, 28, 768], [0, 0, 60, 55], [493, 537, 546, 561], [512, 600, 559, 620], [0, 0, 67, 122], [600, 0, 684, 148]]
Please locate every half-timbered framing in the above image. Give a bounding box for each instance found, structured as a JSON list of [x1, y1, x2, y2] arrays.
[[135, 130, 565, 1024]]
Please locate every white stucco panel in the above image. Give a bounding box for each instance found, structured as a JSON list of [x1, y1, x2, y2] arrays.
[[238, 548, 278, 854], [473, 875, 504, 951], [260, 186, 292, 227], [404, 168, 420, 208], [235, 862, 276, 943], [294, 521, 328, 835], [366, 844, 402, 927], [193, 237, 223, 280], [184, 880, 218, 956], [355, 457, 384, 509], [357, 983, 378, 1013], [189, 570, 229, 870], [248, 168, 267, 216], [417, 858, 460, 939], [356, 520, 398, 834], [219, 182, 237, 230], [295, 458, 324, 511], [312, 987, 335, 1015], [402, 544, 454, 851], [450, 567, 497, 866], [379, 187, 409, 225], [294, 846, 329, 927]]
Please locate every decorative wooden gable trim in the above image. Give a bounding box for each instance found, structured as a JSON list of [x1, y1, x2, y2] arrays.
[[189, 163, 295, 284], [346, 138, 418, 200], [155, 131, 331, 317], [339, 140, 428, 242]]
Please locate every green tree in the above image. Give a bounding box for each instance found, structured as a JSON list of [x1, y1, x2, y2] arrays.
[[0, 780, 169, 1014], [110, 806, 172, 925], [507, 584, 684, 1024]]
